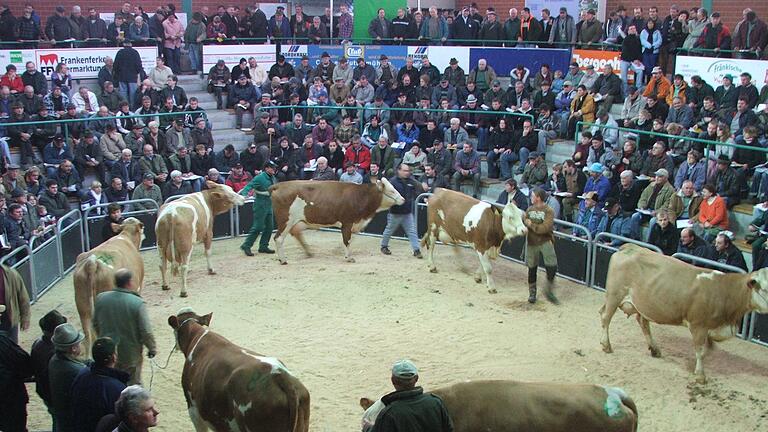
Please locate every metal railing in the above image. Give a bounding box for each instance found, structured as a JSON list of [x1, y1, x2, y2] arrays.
[[590, 232, 662, 291]]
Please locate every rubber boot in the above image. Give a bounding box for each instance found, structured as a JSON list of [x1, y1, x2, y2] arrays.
[[544, 266, 560, 305], [528, 283, 537, 304]]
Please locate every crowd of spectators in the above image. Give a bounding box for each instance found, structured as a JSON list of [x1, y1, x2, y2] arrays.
[[0, 3, 767, 267]]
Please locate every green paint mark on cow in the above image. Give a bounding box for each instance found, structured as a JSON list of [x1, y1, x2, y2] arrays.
[[96, 254, 115, 266]]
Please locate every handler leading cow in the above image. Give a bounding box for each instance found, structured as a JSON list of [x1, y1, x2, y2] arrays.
[[601, 244, 768, 383]]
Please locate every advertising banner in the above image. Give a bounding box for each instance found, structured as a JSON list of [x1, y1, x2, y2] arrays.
[[35, 47, 157, 79], [470, 47, 571, 77], [306, 44, 409, 69], [407, 46, 471, 74], [526, 0, 581, 18], [281, 45, 310, 68], [571, 49, 621, 73], [202, 44, 277, 72], [0, 49, 36, 72], [675, 55, 768, 90]]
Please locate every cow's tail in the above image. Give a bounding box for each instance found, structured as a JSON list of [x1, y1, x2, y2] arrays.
[[420, 226, 431, 250], [275, 373, 304, 432], [622, 392, 639, 432], [168, 216, 180, 276], [73, 255, 109, 352]]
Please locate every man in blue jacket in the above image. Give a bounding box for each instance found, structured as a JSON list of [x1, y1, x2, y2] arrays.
[[70, 337, 129, 432], [581, 162, 611, 210], [596, 198, 633, 245]]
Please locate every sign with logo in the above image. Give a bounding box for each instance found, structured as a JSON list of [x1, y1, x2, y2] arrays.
[[202, 44, 277, 72], [472, 47, 571, 77], [407, 46, 471, 73], [281, 45, 309, 67], [675, 55, 768, 90], [571, 49, 621, 74], [305, 44, 408, 69], [35, 47, 157, 79], [0, 49, 35, 71]]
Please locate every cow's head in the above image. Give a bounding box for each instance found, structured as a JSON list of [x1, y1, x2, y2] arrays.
[[748, 268, 768, 313], [204, 182, 246, 215], [501, 199, 528, 240], [376, 178, 405, 210], [117, 217, 145, 248], [168, 308, 213, 352]]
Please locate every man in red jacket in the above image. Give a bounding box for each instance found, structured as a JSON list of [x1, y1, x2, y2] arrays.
[[344, 134, 371, 175], [0, 65, 24, 94]]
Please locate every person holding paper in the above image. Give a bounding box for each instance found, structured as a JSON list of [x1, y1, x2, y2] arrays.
[[630, 168, 676, 240], [669, 179, 702, 227]]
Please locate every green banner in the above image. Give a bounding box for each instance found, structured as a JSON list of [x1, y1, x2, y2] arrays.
[[352, 1, 407, 42]]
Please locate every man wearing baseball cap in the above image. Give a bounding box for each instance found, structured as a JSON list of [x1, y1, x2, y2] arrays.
[[580, 162, 611, 211], [630, 167, 675, 239], [363, 359, 452, 432]]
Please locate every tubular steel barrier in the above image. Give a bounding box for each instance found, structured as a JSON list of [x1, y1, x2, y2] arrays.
[[551, 219, 592, 285], [672, 252, 751, 340], [57, 209, 85, 274], [84, 199, 161, 251], [30, 231, 62, 300], [590, 233, 662, 291]]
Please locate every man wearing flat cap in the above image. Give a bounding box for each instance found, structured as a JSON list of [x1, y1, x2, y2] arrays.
[[364, 359, 452, 432], [49, 322, 88, 432]]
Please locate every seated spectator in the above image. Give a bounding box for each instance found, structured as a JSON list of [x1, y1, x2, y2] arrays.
[[104, 177, 130, 204], [496, 178, 528, 210], [241, 143, 266, 176], [71, 337, 129, 431], [82, 180, 108, 212], [702, 231, 748, 272], [712, 154, 741, 208], [402, 145, 427, 177], [674, 150, 706, 191], [215, 145, 240, 174], [521, 152, 547, 188], [311, 157, 336, 181], [571, 131, 592, 169], [133, 81, 157, 112], [339, 162, 363, 184], [643, 66, 671, 102], [100, 124, 127, 168], [535, 104, 559, 156], [203, 168, 225, 187], [693, 183, 729, 241], [574, 191, 603, 238], [630, 168, 675, 239], [670, 179, 702, 226], [160, 75, 188, 109], [395, 119, 420, 156], [162, 170, 192, 200], [4, 203, 32, 250], [43, 134, 74, 177], [184, 97, 208, 130], [109, 149, 141, 190], [100, 203, 124, 240], [131, 173, 163, 210], [610, 139, 643, 179], [648, 209, 679, 255], [225, 163, 252, 192], [139, 144, 169, 184], [419, 163, 448, 193], [344, 136, 371, 175], [515, 120, 539, 174], [322, 141, 346, 176], [596, 197, 633, 246], [38, 179, 70, 219], [586, 133, 617, 171], [207, 60, 231, 110], [443, 117, 468, 151], [640, 141, 675, 178], [190, 118, 214, 152], [590, 64, 622, 108], [370, 136, 396, 178], [190, 144, 213, 190], [666, 96, 694, 128], [51, 160, 82, 198], [611, 170, 641, 215], [98, 81, 125, 114], [486, 118, 515, 179], [567, 85, 595, 138], [362, 116, 389, 149], [230, 75, 258, 130], [678, 227, 708, 256], [115, 101, 138, 135], [451, 142, 481, 199], [111, 385, 159, 431], [334, 115, 359, 148]]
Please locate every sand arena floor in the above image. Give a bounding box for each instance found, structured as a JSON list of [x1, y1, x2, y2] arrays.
[[20, 231, 768, 431]]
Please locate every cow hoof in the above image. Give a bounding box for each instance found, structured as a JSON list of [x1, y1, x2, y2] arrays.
[[280, 261, 288, 265], [602, 345, 613, 354], [650, 347, 662, 358], [488, 288, 498, 294], [429, 267, 438, 273], [346, 257, 356, 263], [208, 269, 216, 275], [161, 285, 170, 291], [695, 374, 707, 384], [180, 292, 188, 298], [474, 276, 482, 283]]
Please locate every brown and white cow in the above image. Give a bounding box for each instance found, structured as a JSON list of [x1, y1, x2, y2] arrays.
[[601, 244, 768, 383], [271, 179, 404, 264], [361, 380, 638, 432], [168, 308, 310, 432], [156, 182, 245, 297], [73, 217, 145, 355], [421, 188, 527, 293]]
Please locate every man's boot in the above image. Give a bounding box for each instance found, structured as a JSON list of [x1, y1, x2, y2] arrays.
[[544, 266, 560, 305], [528, 283, 537, 304]]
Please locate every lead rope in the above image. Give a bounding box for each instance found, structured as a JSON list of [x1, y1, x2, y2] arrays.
[[148, 344, 176, 391]]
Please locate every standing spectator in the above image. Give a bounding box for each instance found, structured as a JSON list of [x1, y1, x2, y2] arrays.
[[0, 263, 30, 343], [577, 9, 602, 46], [81, 7, 108, 45], [93, 269, 156, 385], [337, 3, 353, 42], [420, 7, 448, 45], [185, 13, 207, 73], [49, 322, 87, 432], [480, 10, 503, 46], [683, 8, 709, 52], [640, 21, 663, 79], [620, 25, 644, 94], [0, 303, 34, 432], [733, 11, 768, 58], [30, 310, 67, 419], [452, 6, 478, 45], [549, 7, 576, 45], [694, 12, 732, 53], [70, 337, 129, 432], [368, 8, 391, 44], [106, 14, 129, 46], [162, 14, 184, 74], [45, 6, 74, 46], [15, 5, 40, 48]]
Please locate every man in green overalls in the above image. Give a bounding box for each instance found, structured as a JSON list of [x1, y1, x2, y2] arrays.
[[240, 161, 278, 256]]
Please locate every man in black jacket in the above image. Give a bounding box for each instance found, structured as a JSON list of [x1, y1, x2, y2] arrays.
[[22, 62, 47, 96], [112, 40, 145, 105], [366, 359, 452, 432], [380, 164, 425, 258], [591, 64, 623, 108], [0, 303, 35, 432], [452, 7, 478, 45], [45, 6, 75, 47]]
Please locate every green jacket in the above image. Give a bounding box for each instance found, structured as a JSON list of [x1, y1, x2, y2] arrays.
[[93, 288, 156, 366], [0, 264, 30, 328], [184, 21, 207, 44], [131, 184, 163, 209], [240, 171, 276, 209], [139, 155, 168, 179], [638, 181, 676, 213], [521, 162, 548, 187], [370, 387, 453, 432], [49, 353, 88, 432], [370, 145, 396, 177]]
